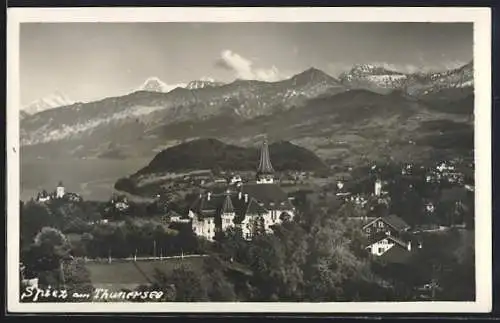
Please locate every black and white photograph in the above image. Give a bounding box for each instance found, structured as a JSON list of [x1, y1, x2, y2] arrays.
[[7, 7, 492, 313]]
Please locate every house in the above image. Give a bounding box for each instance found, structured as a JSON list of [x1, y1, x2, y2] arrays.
[[36, 190, 51, 203], [111, 195, 130, 211], [362, 214, 410, 237], [229, 174, 242, 185], [335, 180, 352, 198], [365, 232, 412, 256], [188, 188, 294, 241], [66, 192, 83, 202], [188, 137, 295, 241]]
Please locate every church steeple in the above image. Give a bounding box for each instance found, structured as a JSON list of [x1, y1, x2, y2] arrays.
[[221, 193, 235, 231], [256, 136, 274, 184], [221, 194, 235, 214]]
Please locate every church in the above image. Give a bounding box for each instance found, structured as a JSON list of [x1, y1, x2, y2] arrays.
[[187, 138, 296, 241]]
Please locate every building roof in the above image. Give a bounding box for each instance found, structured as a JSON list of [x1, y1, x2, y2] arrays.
[[241, 183, 294, 210], [366, 232, 409, 248], [363, 214, 410, 232], [384, 214, 411, 231], [190, 192, 269, 221]]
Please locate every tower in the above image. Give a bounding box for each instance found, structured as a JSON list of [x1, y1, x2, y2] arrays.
[[256, 137, 274, 184], [221, 193, 235, 231], [374, 178, 382, 197], [56, 181, 65, 199]]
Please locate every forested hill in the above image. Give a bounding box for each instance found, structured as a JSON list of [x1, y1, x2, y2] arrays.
[[134, 138, 328, 175]]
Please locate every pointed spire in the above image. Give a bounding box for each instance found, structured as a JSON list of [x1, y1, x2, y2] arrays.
[[221, 194, 234, 214], [257, 136, 274, 175]]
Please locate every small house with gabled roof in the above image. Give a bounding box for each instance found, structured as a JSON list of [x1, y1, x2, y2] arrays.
[[366, 231, 412, 256], [362, 214, 410, 237]]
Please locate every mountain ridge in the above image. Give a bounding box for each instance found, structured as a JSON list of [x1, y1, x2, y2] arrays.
[[20, 62, 474, 166]]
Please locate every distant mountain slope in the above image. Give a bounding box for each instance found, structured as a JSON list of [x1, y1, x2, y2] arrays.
[[20, 68, 346, 147], [22, 91, 75, 115], [20, 63, 473, 165], [134, 138, 327, 175], [339, 61, 473, 96], [20, 83, 473, 168]]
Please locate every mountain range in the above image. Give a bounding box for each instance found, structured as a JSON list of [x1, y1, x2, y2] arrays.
[[20, 62, 474, 167], [22, 91, 76, 116], [338, 61, 473, 95]]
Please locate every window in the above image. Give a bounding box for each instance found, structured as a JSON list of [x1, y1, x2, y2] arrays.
[[366, 228, 371, 233], [378, 221, 384, 228], [378, 247, 384, 254]]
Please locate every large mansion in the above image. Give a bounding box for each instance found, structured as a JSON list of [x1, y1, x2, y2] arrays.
[[187, 138, 295, 241]]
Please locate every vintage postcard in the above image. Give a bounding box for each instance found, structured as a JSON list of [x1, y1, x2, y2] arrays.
[[7, 7, 492, 313]]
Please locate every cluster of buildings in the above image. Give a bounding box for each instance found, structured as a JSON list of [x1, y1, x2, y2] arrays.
[[173, 138, 296, 241], [35, 181, 82, 203], [425, 160, 465, 185]]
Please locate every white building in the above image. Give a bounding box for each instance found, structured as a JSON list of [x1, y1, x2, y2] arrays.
[[188, 137, 295, 241], [56, 181, 65, 199], [374, 179, 382, 197], [366, 232, 414, 256]]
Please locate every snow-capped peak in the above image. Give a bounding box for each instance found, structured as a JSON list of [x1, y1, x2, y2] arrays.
[[22, 91, 75, 115], [137, 77, 187, 93]]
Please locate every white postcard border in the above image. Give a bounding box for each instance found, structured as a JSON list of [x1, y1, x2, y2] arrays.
[[6, 7, 492, 313]]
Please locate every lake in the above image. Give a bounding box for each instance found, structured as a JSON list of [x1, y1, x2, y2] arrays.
[[20, 158, 152, 202]]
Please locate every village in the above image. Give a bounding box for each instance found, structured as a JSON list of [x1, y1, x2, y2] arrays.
[[21, 138, 475, 302]]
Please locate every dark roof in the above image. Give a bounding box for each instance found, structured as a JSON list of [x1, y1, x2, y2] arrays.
[[382, 214, 410, 231], [189, 192, 268, 221], [234, 198, 268, 224], [241, 183, 293, 210]]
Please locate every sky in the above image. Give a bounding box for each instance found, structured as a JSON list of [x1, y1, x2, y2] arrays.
[[20, 22, 473, 106]]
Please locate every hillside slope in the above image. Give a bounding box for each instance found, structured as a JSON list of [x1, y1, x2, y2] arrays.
[[135, 138, 328, 175]]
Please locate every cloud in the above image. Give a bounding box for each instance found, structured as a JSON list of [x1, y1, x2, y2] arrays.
[[215, 50, 285, 82]]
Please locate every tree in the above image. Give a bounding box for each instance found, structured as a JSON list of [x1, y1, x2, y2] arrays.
[[202, 256, 237, 301], [160, 264, 209, 301], [62, 259, 94, 301], [23, 227, 71, 289], [20, 202, 58, 248], [279, 212, 291, 223]]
